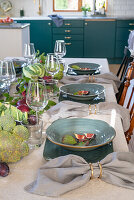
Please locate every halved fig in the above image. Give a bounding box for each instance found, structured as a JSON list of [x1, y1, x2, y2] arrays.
[[74, 134, 87, 142], [84, 133, 96, 140]]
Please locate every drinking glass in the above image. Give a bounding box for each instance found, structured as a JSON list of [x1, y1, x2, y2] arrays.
[[0, 60, 16, 92], [23, 43, 36, 64], [45, 53, 60, 78], [54, 40, 66, 63], [26, 80, 48, 124]]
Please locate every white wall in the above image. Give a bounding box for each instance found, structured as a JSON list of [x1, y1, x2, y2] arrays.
[[6, 0, 134, 17]]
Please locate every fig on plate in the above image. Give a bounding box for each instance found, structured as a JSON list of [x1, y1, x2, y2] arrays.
[[84, 133, 96, 140], [74, 133, 87, 142]]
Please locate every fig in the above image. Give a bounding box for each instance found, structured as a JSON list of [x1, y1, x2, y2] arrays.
[[0, 162, 10, 177], [28, 115, 37, 125]]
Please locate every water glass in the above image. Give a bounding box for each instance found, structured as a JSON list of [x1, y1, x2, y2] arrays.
[[45, 79, 59, 99], [23, 43, 36, 64], [45, 53, 60, 78], [54, 40, 66, 63], [26, 120, 43, 149], [0, 60, 16, 92], [26, 79, 48, 124]]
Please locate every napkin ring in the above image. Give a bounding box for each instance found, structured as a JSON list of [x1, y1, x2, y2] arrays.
[[98, 162, 102, 179], [89, 104, 92, 115], [89, 163, 94, 179]]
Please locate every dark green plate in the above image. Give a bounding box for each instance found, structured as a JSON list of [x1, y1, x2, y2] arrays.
[[43, 138, 113, 163], [46, 118, 116, 151], [68, 62, 101, 75], [59, 91, 105, 104], [60, 83, 104, 101]]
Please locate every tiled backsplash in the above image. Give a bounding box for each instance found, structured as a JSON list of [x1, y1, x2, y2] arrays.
[[6, 0, 134, 17]]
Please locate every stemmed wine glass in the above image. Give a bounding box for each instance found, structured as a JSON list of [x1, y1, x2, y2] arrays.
[[23, 43, 36, 64], [26, 79, 48, 124], [45, 53, 60, 78], [54, 40, 66, 64], [0, 60, 16, 93]]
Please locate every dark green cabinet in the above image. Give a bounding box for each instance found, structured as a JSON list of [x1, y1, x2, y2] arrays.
[[115, 20, 134, 58], [84, 20, 116, 59], [52, 20, 84, 58], [15, 20, 52, 54]]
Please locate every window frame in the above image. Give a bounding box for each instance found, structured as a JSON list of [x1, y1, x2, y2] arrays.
[[53, 0, 107, 12], [53, 0, 82, 12]]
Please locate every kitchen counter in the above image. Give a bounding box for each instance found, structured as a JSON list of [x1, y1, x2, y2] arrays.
[[12, 16, 134, 20], [0, 23, 30, 60], [0, 23, 30, 29]]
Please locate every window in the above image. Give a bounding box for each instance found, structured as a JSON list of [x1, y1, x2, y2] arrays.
[[53, 0, 107, 12]]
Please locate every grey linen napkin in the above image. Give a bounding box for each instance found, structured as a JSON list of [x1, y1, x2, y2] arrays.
[[48, 14, 63, 27], [60, 72, 121, 93], [42, 101, 130, 132], [25, 152, 134, 197]]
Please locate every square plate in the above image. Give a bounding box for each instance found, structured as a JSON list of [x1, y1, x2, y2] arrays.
[[43, 138, 113, 163]]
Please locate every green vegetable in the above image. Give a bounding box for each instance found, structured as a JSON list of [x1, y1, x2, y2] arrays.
[[0, 115, 16, 132], [13, 125, 30, 140], [62, 135, 77, 145], [0, 130, 29, 163], [0, 103, 28, 123], [71, 65, 80, 70]]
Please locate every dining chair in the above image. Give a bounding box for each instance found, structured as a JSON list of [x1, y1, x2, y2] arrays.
[[119, 78, 134, 143], [116, 46, 133, 81], [116, 61, 134, 103]]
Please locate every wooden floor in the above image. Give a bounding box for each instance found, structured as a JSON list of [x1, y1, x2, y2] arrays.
[[109, 64, 134, 152]]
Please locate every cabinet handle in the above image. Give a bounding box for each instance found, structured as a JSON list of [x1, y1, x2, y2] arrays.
[[129, 23, 134, 26], [129, 29, 134, 32], [48, 23, 51, 26], [65, 30, 71, 33], [85, 23, 88, 26], [65, 43, 71, 45], [64, 36, 72, 39], [65, 23, 71, 26]]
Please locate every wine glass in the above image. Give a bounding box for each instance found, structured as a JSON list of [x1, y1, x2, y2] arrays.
[[0, 60, 16, 92], [26, 80, 48, 124], [54, 40, 66, 63], [23, 43, 36, 64], [45, 53, 60, 78]]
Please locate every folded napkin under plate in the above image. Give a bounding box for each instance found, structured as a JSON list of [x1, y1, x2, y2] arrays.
[[42, 101, 130, 132], [60, 72, 121, 94], [25, 152, 134, 197]]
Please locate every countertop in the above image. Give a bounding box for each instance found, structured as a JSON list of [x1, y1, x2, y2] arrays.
[[12, 16, 134, 21], [0, 23, 30, 29]]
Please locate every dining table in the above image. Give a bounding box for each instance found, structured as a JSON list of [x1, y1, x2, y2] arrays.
[[0, 58, 134, 200]]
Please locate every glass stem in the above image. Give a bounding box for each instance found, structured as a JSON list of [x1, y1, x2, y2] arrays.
[[36, 111, 39, 124]]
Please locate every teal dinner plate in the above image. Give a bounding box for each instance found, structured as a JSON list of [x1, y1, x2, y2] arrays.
[[46, 118, 116, 151], [43, 138, 113, 163], [68, 62, 101, 75], [60, 83, 104, 100]]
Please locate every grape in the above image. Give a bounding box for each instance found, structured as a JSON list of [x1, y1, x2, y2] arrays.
[[28, 115, 37, 125], [0, 162, 10, 177]]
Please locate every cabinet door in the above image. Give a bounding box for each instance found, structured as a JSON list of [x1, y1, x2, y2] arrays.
[[15, 20, 52, 54], [84, 21, 116, 58]]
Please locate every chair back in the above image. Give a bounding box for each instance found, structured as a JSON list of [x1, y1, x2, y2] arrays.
[[119, 78, 134, 143]]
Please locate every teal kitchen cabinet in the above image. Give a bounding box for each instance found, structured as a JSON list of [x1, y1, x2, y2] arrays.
[[52, 20, 84, 58], [84, 20, 116, 61], [15, 20, 52, 54], [115, 20, 134, 59]]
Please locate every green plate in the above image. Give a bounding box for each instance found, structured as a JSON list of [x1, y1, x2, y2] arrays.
[[68, 62, 101, 75], [46, 118, 116, 151], [43, 138, 113, 163], [60, 83, 104, 100]]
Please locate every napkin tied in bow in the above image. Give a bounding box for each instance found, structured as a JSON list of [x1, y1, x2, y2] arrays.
[[25, 152, 134, 197]]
